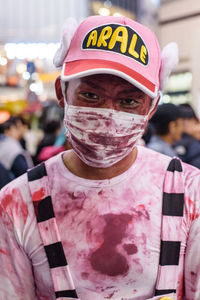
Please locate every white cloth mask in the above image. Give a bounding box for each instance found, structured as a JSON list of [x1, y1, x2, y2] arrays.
[[64, 102, 157, 168]]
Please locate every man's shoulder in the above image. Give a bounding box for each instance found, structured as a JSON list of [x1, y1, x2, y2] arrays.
[[0, 135, 21, 149], [147, 135, 163, 146], [0, 173, 30, 216], [138, 145, 172, 164], [138, 146, 200, 179], [147, 136, 176, 157], [44, 150, 66, 168], [182, 159, 200, 179], [0, 172, 28, 194]]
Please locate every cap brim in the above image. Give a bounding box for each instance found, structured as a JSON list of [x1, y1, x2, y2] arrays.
[[61, 59, 158, 98]]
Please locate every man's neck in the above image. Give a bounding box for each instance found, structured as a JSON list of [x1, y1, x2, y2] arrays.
[[62, 148, 138, 180]]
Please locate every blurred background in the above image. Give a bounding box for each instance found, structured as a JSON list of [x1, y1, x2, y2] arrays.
[[1, 0, 200, 186], [1, 0, 198, 116]]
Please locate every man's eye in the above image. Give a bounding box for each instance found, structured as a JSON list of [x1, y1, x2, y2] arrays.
[[120, 99, 140, 106], [79, 92, 100, 101]]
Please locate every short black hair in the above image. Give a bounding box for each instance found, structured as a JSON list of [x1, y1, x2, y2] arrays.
[[178, 103, 197, 120], [14, 116, 27, 126], [0, 117, 17, 133], [150, 103, 182, 135], [43, 120, 61, 134]]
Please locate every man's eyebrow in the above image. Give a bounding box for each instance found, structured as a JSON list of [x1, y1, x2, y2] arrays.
[[118, 89, 144, 95], [80, 80, 105, 91]]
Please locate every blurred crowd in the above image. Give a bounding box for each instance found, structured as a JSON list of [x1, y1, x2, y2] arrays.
[[145, 102, 200, 167], [0, 102, 68, 189], [1, 101, 200, 189]]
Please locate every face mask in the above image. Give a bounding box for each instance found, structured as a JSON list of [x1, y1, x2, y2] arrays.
[[64, 101, 157, 168]]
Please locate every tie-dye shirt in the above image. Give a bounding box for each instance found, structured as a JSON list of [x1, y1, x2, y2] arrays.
[[0, 146, 200, 300]]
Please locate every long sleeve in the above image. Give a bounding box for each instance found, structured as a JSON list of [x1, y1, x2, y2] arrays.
[[184, 216, 200, 299], [0, 174, 55, 300], [0, 205, 36, 299]]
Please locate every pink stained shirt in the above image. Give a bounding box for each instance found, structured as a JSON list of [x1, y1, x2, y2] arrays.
[[0, 146, 200, 299]]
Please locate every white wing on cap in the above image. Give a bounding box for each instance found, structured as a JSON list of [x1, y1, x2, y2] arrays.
[[159, 42, 179, 91], [53, 18, 78, 68]]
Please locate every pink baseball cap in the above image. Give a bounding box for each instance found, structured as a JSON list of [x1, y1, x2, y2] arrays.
[[60, 15, 161, 98]]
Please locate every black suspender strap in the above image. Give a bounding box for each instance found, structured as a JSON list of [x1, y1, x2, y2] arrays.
[[155, 158, 185, 297], [27, 163, 79, 299]]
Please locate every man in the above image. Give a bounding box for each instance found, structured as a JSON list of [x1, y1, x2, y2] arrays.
[[173, 104, 200, 168], [0, 15, 200, 300], [13, 116, 30, 149], [0, 116, 33, 178], [147, 103, 183, 157]]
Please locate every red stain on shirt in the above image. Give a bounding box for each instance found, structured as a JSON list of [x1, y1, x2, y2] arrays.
[[134, 204, 150, 220], [190, 271, 197, 279], [105, 291, 115, 299], [177, 272, 184, 300], [0, 249, 8, 255], [14, 188, 28, 223], [33, 187, 45, 202], [186, 197, 199, 221], [123, 243, 138, 255], [0, 188, 28, 223], [20, 201, 28, 221], [1, 192, 13, 211], [90, 213, 132, 276]]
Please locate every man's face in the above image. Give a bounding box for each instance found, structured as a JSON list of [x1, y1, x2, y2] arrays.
[[171, 118, 183, 142], [5, 125, 20, 140], [66, 74, 152, 115], [16, 120, 28, 140], [191, 122, 200, 140], [183, 118, 200, 140]]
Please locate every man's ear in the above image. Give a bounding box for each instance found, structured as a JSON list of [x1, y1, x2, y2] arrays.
[[148, 96, 160, 120], [55, 76, 64, 108]]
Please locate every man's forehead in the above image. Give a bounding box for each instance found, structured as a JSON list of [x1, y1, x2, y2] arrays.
[[78, 74, 146, 93]]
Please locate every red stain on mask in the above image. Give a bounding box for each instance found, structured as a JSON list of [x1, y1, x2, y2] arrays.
[[65, 106, 148, 167]]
